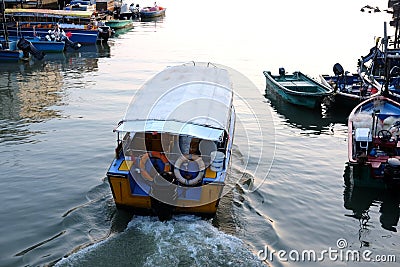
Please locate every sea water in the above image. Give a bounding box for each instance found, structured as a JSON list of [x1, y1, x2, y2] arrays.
[[0, 0, 398, 266]]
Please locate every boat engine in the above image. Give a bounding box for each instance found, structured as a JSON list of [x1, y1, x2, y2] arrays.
[[17, 37, 45, 60], [384, 158, 400, 187], [333, 63, 344, 76], [62, 37, 81, 50], [97, 26, 113, 43], [279, 67, 285, 76], [150, 172, 177, 221]]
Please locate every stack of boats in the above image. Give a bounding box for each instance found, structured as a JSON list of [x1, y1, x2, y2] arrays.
[[263, 18, 400, 191], [0, 0, 167, 62]]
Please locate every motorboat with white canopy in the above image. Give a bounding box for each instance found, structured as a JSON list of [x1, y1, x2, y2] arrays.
[[107, 62, 235, 220]]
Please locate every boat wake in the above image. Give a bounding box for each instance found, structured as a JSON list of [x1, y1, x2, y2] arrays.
[[56, 215, 264, 266]]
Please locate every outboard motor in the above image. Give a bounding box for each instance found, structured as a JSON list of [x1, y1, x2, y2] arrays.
[[62, 37, 81, 50], [384, 158, 400, 187], [279, 67, 285, 77], [333, 63, 344, 76], [17, 37, 45, 60], [97, 26, 112, 43]]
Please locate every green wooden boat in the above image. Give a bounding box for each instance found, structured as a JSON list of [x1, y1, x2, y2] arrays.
[[105, 20, 133, 30], [263, 68, 333, 109]]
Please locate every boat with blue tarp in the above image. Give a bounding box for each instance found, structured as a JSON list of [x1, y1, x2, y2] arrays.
[[106, 62, 235, 220]]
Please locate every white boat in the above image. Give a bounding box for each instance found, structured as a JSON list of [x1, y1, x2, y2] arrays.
[[64, 0, 96, 12], [106, 62, 236, 220]]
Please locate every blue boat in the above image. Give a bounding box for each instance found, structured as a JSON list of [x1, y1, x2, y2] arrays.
[[6, 23, 99, 45], [320, 63, 381, 110], [27, 38, 66, 53], [0, 38, 45, 61], [0, 40, 23, 62], [263, 68, 333, 109], [1, 36, 66, 53], [140, 6, 166, 19], [4, 9, 110, 44]]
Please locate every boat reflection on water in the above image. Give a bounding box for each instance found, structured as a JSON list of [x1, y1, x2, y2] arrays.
[[264, 89, 348, 134], [64, 43, 111, 59], [343, 164, 400, 235], [0, 44, 109, 144]]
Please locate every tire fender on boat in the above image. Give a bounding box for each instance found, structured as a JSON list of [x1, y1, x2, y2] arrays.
[[174, 154, 205, 186], [139, 152, 171, 181]]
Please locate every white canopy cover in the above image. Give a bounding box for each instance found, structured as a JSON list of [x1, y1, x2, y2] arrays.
[[116, 63, 234, 141]]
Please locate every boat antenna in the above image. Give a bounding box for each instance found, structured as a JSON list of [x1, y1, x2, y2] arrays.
[[1, 0, 9, 43], [383, 21, 390, 96]]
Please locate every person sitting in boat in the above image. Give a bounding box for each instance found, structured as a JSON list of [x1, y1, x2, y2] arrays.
[[46, 24, 63, 42], [129, 3, 140, 18], [45, 24, 81, 50], [149, 2, 159, 11]]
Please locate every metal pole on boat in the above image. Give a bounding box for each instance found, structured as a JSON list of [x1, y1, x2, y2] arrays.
[[383, 21, 390, 96], [395, 18, 399, 49], [1, 0, 9, 43]]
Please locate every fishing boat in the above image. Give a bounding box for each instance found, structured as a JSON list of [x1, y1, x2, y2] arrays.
[[320, 63, 380, 110], [263, 68, 333, 109], [348, 95, 400, 189], [0, 0, 23, 61], [0, 40, 24, 61], [1, 9, 44, 61], [348, 22, 400, 189], [1, 36, 66, 53], [64, 0, 96, 12], [106, 62, 235, 220], [104, 19, 133, 30], [27, 38, 66, 53], [139, 6, 166, 19], [4, 9, 111, 44], [357, 38, 400, 103]]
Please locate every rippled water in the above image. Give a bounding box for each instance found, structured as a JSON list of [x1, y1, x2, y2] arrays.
[[0, 0, 399, 266]]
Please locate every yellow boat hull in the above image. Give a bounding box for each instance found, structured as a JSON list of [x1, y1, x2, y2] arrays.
[[108, 174, 223, 215]]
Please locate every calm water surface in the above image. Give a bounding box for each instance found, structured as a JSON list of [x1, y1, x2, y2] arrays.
[[0, 0, 399, 266]]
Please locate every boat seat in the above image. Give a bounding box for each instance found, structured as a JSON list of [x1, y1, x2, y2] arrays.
[[355, 128, 372, 152], [279, 81, 319, 92]]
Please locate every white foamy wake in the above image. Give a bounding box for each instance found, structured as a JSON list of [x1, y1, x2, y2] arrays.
[[56, 215, 264, 267]]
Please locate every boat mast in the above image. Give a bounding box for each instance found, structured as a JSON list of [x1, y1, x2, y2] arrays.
[[1, 0, 9, 43], [383, 21, 390, 96]]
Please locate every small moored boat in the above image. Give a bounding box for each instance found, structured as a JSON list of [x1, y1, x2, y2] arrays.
[[1, 36, 66, 53], [104, 19, 133, 30], [320, 63, 380, 110], [263, 68, 333, 109], [0, 40, 24, 61], [106, 62, 235, 220], [140, 6, 166, 19]]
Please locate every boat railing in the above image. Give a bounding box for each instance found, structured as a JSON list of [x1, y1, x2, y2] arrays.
[[124, 148, 214, 167]]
